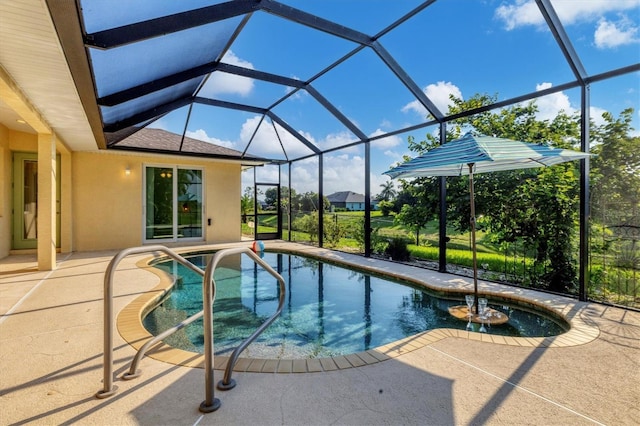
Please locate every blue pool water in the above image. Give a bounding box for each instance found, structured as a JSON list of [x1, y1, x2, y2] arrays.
[[143, 252, 567, 359]]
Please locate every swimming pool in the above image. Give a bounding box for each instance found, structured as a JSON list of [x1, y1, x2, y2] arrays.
[[144, 251, 568, 359]]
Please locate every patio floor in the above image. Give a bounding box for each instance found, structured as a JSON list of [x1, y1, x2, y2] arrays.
[[1, 242, 638, 425]]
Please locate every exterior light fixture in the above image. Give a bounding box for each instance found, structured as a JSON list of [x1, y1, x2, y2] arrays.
[[125, 166, 131, 176]]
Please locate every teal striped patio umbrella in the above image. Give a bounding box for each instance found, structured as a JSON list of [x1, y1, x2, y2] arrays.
[[384, 132, 590, 313]]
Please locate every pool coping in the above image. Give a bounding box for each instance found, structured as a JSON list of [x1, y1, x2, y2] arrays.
[[116, 242, 600, 374]]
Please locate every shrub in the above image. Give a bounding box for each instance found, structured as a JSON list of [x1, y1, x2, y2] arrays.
[[293, 212, 318, 242], [323, 215, 347, 247], [385, 237, 411, 261], [378, 200, 394, 217]]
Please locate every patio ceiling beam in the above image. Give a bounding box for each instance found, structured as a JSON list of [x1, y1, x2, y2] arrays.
[[260, 0, 373, 46], [371, 41, 444, 122], [304, 85, 368, 141], [217, 63, 307, 88], [241, 114, 267, 158], [103, 97, 193, 133], [266, 112, 321, 154], [97, 62, 305, 107], [97, 62, 216, 106], [584, 63, 640, 85], [194, 97, 268, 115], [536, 0, 587, 84], [373, 0, 438, 40], [84, 1, 260, 49]]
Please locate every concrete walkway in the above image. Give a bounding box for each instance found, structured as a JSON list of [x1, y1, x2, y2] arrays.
[[1, 242, 638, 425]]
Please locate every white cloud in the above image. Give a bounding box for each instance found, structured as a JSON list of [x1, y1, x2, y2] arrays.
[[495, 0, 542, 30], [533, 83, 613, 127], [239, 116, 319, 159], [256, 152, 386, 195], [317, 131, 359, 151], [369, 129, 402, 150], [534, 82, 575, 121], [594, 16, 639, 48], [589, 106, 610, 127], [379, 119, 392, 129], [495, 0, 640, 30], [198, 50, 255, 97], [185, 128, 236, 149], [383, 149, 406, 166], [402, 81, 462, 117], [147, 118, 169, 130]]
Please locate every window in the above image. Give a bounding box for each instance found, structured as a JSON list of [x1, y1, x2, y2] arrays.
[[144, 165, 203, 241]]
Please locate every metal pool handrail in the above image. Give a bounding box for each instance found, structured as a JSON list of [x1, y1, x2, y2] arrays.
[[200, 247, 286, 412], [96, 245, 206, 399]]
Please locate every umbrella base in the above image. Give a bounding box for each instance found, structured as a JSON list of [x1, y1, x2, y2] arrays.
[[448, 305, 509, 325]]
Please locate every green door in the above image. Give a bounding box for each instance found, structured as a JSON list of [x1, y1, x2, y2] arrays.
[[12, 152, 61, 250]]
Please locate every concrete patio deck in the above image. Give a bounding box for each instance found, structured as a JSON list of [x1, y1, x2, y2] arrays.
[[1, 242, 638, 425]]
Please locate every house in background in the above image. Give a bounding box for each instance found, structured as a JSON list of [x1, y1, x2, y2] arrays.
[[327, 191, 368, 211]]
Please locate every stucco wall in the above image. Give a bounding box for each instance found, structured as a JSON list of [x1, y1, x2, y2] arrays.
[[72, 152, 241, 251], [1, 136, 242, 256]]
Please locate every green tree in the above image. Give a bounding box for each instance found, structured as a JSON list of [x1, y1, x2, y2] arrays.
[[447, 94, 584, 291], [590, 108, 640, 211], [292, 192, 330, 212], [403, 93, 587, 291], [378, 180, 397, 201], [391, 135, 443, 239], [240, 186, 253, 223], [264, 187, 278, 209], [395, 203, 431, 245]]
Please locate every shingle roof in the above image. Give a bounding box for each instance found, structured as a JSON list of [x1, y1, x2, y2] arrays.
[[327, 191, 365, 203], [112, 128, 266, 163]]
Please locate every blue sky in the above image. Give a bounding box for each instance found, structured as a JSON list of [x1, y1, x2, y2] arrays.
[[150, 0, 640, 197]]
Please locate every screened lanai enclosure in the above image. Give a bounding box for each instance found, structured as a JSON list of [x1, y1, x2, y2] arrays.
[[49, 0, 639, 308]]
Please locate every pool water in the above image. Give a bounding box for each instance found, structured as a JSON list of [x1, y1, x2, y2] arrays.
[[144, 252, 567, 359]]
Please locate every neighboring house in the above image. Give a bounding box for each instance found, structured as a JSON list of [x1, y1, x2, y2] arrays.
[[327, 191, 366, 211]]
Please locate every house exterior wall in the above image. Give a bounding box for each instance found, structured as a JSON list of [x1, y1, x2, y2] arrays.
[[72, 151, 241, 251], [0, 128, 243, 259], [345, 202, 365, 211]]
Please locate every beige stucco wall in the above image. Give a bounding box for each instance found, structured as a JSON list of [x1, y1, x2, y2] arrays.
[[0, 132, 242, 257], [73, 151, 241, 251], [0, 124, 10, 258]]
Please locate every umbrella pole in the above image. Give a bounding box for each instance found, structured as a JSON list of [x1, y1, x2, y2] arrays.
[[468, 163, 479, 314]]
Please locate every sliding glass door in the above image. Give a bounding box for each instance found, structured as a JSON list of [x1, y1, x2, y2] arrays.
[[144, 165, 203, 242]]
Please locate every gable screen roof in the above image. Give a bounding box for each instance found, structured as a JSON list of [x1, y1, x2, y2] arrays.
[[43, 0, 639, 164]]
